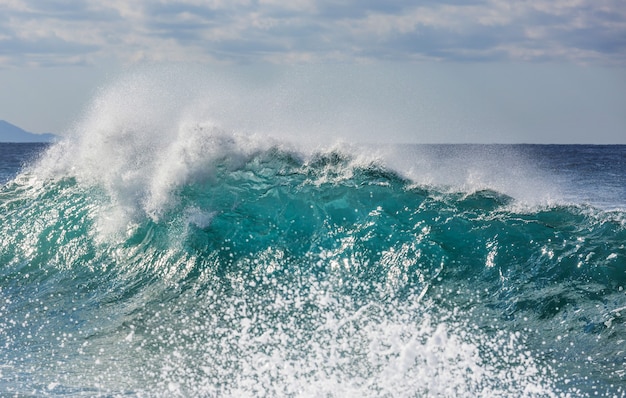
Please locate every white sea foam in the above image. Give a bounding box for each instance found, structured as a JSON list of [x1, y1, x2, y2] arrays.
[[166, 287, 562, 397]]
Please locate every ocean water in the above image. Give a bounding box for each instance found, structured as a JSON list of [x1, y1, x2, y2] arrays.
[[1, 74, 625, 397]]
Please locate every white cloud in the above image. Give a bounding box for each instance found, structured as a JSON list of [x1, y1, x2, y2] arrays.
[[0, 0, 624, 67], [258, 0, 318, 13]]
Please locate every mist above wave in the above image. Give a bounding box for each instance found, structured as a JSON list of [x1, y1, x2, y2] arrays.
[[28, 65, 568, 235]]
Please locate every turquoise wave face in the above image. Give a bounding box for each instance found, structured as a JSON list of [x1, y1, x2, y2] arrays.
[[1, 147, 625, 397]]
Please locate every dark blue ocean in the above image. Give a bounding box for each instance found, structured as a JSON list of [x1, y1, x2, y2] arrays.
[[1, 137, 624, 397]]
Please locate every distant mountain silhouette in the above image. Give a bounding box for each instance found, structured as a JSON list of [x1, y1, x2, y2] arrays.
[[0, 120, 57, 143]]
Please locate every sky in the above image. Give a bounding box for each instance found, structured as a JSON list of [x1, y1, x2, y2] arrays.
[[0, 0, 625, 143]]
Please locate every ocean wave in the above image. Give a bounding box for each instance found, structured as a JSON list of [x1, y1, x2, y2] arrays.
[[1, 139, 625, 396], [0, 67, 624, 396]]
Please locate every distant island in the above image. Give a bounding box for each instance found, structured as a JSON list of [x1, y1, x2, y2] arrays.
[[0, 120, 57, 143]]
